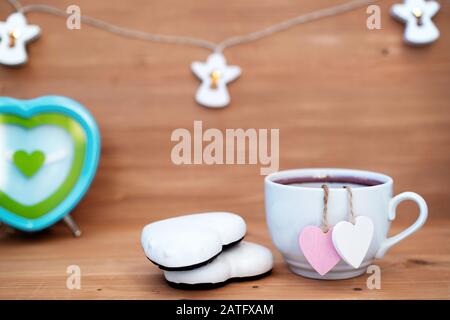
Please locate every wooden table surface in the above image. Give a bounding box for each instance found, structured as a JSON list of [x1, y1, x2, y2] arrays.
[[0, 0, 449, 299]]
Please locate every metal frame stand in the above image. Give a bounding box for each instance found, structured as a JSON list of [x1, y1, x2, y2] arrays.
[[63, 215, 82, 237]]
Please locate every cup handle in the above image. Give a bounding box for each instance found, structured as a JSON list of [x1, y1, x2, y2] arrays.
[[375, 192, 428, 259]]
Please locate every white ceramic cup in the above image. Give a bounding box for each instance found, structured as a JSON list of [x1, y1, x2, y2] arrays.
[[265, 168, 428, 280]]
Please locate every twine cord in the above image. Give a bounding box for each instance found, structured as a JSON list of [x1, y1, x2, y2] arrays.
[[7, 0, 378, 53], [7, 0, 21, 11], [344, 186, 356, 224], [321, 184, 330, 232]]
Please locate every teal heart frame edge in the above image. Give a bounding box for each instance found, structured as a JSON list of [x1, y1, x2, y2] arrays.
[[0, 95, 101, 232]]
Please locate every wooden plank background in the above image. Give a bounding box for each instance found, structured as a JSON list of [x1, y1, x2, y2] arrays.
[[0, 0, 449, 299]]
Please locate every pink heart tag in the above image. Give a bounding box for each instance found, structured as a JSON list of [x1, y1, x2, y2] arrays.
[[299, 226, 341, 276]]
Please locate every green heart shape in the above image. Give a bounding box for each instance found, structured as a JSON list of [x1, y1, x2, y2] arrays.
[[0, 113, 86, 219], [13, 150, 46, 178]]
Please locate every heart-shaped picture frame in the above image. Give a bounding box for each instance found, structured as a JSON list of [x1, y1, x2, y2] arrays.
[[0, 96, 100, 232]]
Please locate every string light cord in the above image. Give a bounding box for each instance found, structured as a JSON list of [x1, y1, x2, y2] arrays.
[[7, 0, 378, 52], [7, 0, 21, 11]]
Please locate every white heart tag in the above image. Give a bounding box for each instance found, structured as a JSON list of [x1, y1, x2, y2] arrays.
[[332, 216, 374, 268]]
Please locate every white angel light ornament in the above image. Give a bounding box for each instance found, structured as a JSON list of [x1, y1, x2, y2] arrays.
[[391, 0, 440, 46], [0, 12, 40, 66], [191, 53, 241, 108]]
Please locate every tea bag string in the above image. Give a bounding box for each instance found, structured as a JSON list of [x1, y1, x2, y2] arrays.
[[343, 186, 356, 224], [321, 184, 330, 232]]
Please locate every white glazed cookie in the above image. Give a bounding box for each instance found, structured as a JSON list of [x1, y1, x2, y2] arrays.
[[164, 241, 273, 288], [141, 212, 246, 270]]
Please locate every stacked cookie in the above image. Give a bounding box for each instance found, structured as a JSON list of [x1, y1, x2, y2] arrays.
[[140, 212, 273, 289]]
